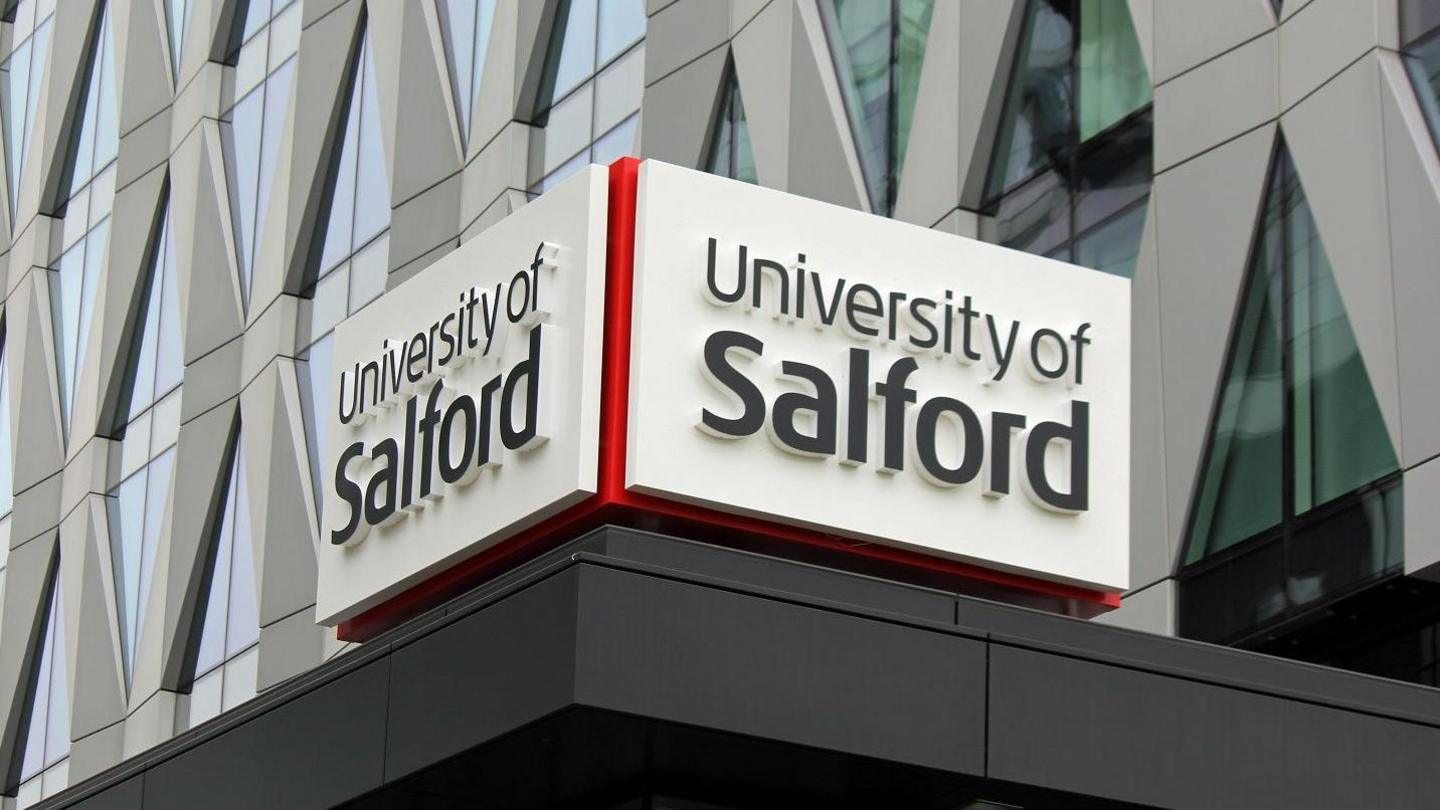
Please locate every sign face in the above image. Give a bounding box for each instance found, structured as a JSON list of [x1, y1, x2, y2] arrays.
[[315, 167, 608, 625], [626, 162, 1130, 592]]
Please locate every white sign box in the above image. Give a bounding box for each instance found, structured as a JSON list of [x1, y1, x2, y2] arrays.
[[625, 162, 1130, 592], [315, 167, 608, 625]]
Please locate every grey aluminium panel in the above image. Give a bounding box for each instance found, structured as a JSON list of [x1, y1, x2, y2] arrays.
[[29, 528, 1440, 809], [61, 774, 142, 810], [141, 656, 389, 810], [572, 564, 987, 775], [383, 566, 582, 781], [580, 528, 957, 623], [988, 643, 1440, 809]]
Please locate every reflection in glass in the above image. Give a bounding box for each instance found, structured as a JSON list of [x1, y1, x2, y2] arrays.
[[46, 7, 116, 439], [297, 27, 392, 530], [1403, 27, 1440, 150], [0, 338, 12, 522], [221, 0, 300, 310], [438, 0, 496, 146], [107, 448, 175, 685], [550, 0, 599, 100], [1074, 199, 1145, 278], [982, 2, 1151, 277], [121, 208, 184, 425], [1183, 146, 1398, 568], [983, 168, 1071, 258], [1073, 108, 1150, 230], [106, 194, 184, 684], [1, 0, 54, 220], [820, 0, 934, 213], [530, 0, 644, 191], [1180, 479, 1402, 646], [315, 31, 387, 283], [298, 333, 333, 515], [17, 579, 68, 802], [1285, 165, 1399, 512], [1077, 0, 1151, 141], [987, 0, 1074, 199], [705, 68, 757, 184], [66, 6, 118, 197], [166, 0, 189, 78], [189, 434, 259, 728], [1186, 220, 1284, 562], [598, 0, 645, 65], [591, 113, 638, 166]]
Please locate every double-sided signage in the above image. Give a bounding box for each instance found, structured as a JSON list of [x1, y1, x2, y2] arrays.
[[315, 161, 1130, 635]]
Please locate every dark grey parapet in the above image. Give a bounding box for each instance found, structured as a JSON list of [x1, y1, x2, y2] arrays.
[[41, 526, 1440, 809]]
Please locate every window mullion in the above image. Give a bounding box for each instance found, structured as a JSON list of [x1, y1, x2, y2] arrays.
[[1279, 149, 1297, 616], [1067, 0, 1079, 259], [887, 0, 899, 214]]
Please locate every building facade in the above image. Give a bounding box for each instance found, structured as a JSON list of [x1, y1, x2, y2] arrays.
[[0, 0, 1437, 806]]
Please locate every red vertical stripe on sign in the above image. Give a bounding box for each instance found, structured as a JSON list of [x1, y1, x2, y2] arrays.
[[599, 157, 640, 500]]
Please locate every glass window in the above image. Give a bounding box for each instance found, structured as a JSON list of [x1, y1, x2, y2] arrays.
[[48, 5, 116, 440], [297, 26, 391, 529], [106, 445, 175, 687], [438, 0, 496, 148], [590, 112, 637, 166], [297, 332, 332, 510], [1076, 0, 1150, 141], [985, 167, 1072, 257], [1261, 575, 1440, 687], [0, 338, 7, 743], [1287, 178, 1399, 514], [597, 0, 645, 65], [103, 201, 183, 687], [986, 0, 1074, 199], [704, 66, 757, 184], [165, 0, 189, 80], [1182, 144, 1399, 566], [1402, 0, 1440, 44], [220, 0, 300, 311], [17, 577, 69, 806], [1180, 477, 1402, 646], [119, 205, 184, 425], [1402, 4, 1440, 150], [1186, 224, 1285, 559], [819, 0, 934, 214], [186, 433, 259, 729], [982, 1, 1151, 278], [552, 0, 598, 99], [1, 0, 54, 221], [1074, 198, 1144, 277], [0, 326, 14, 560], [529, 0, 644, 192]]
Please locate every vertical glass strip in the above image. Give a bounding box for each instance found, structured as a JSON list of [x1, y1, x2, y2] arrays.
[[166, 0, 189, 80], [1184, 154, 1287, 564], [705, 68, 758, 185], [1, 1, 55, 220], [1077, 0, 1150, 142], [439, 0, 495, 147], [822, 0, 892, 211], [1280, 153, 1398, 511], [893, 0, 934, 181], [985, 0, 1075, 201]]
